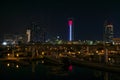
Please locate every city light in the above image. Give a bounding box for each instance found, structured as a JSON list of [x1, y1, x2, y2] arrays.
[[42, 60, 44, 63], [7, 54, 10, 56], [42, 52, 44, 55], [2, 42, 7, 46], [16, 54, 19, 57], [16, 65, 19, 68], [7, 63, 10, 67]]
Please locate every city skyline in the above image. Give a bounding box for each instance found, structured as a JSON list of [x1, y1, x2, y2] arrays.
[[0, 1, 120, 40]]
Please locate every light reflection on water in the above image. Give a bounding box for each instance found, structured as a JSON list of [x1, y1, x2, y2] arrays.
[[0, 60, 120, 80]]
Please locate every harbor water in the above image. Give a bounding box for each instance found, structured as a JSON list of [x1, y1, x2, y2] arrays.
[[0, 59, 120, 80]]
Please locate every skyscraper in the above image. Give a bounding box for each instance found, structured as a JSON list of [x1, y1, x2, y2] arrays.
[[104, 21, 114, 43], [26, 29, 31, 43], [31, 23, 45, 42]]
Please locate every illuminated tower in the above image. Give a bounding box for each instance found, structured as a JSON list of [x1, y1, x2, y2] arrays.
[[104, 21, 114, 43], [68, 19, 74, 41]]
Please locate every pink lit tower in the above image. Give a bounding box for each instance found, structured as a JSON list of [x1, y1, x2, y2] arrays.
[[68, 19, 74, 41]]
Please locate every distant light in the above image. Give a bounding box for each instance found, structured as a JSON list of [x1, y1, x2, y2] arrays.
[[7, 54, 10, 56], [108, 58, 111, 61], [42, 52, 44, 55], [57, 36, 60, 39], [16, 54, 19, 57], [16, 65, 19, 68], [2, 42, 7, 45], [42, 60, 44, 63], [7, 63, 10, 67], [96, 51, 98, 53], [101, 50, 104, 53], [78, 51, 80, 54]]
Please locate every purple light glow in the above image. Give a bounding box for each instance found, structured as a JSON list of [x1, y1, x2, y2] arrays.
[[68, 20, 73, 25]]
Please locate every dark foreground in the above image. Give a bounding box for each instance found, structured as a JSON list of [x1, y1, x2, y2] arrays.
[[0, 59, 120, 80]]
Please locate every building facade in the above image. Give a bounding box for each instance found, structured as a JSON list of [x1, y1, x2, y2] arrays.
[[104, 22, 114, 43]]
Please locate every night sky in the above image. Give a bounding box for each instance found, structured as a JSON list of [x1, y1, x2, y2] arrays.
[[0, 1, 120, 41]]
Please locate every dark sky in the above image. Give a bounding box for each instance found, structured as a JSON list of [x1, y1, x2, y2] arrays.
[[0, 1, 120, 40]]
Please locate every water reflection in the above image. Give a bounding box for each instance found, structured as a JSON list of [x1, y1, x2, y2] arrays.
[[68, 65, 73, 71], [6, 62, 20, 68], [1, 59, 120, 80], [16, 64, 19, 68], [42, 60, 44, 63], [94, 71, 109, 80], [7, 63, 10, 67], [32, 62, 35, 72], [104, 72, 109, 80]]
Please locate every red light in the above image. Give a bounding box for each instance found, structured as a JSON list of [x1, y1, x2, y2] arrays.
[[68, 20, 72, 25], [68, 65, 73, 71]]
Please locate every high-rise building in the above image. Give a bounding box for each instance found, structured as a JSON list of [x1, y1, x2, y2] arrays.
[[104, 21, 114, 43], [68, 19, 74, 41], [26, 29, 31, 42], [31, 23, 45, 42]]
